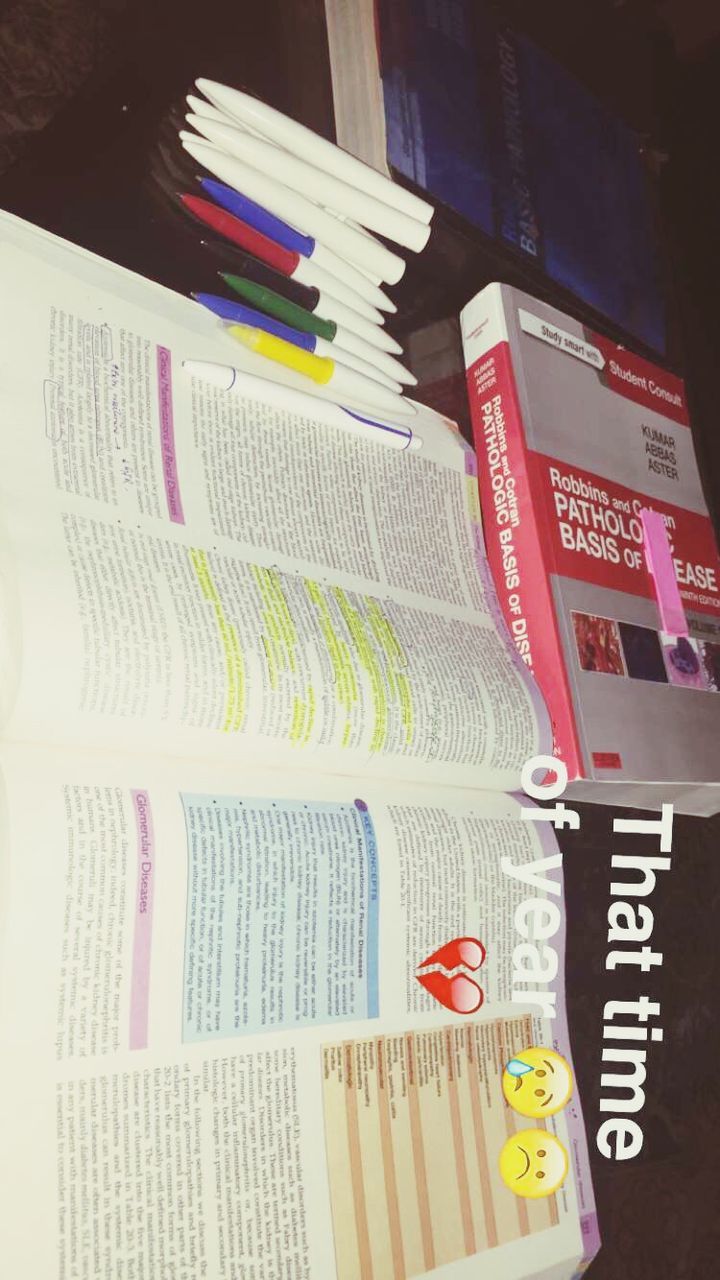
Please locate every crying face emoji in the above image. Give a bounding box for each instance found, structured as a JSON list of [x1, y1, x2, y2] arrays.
[[499, 1129, 568, 1199], [502, 1047, 573, 1119]]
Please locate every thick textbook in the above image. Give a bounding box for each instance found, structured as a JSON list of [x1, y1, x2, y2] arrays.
[[324, 0, 665, 354], [461, 282, 720, 814], [0, 213, 598, 1278]]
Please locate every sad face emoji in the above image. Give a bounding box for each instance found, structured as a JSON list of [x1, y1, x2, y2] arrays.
[[499, 1129, 568, 1199], [502, 1047, 573, 1119]]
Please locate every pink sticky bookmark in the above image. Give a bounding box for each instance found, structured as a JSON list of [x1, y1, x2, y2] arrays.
[[640, 507, 688, 636]]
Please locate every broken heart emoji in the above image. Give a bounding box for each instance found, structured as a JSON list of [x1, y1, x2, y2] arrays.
[[416, 936, 487, 1014]]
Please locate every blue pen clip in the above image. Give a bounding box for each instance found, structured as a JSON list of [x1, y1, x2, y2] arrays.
[[199, 177, 315, 258], [505, 1057, 533, 1078]]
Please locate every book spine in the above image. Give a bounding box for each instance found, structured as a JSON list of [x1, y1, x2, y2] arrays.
[[462, 293, 584, 776]]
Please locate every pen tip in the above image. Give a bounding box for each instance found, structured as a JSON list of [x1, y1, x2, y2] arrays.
[[180, 130, 207, 149]]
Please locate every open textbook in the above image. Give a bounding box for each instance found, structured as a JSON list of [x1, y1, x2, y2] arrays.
[[0, 212, 598, 1278]]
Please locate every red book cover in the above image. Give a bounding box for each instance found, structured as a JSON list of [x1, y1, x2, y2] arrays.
[[461, 284, 720, 812]]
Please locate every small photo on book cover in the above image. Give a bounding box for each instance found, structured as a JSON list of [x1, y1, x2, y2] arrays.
[[618, 623, 668, 683], [661, 633, 706, 689], [572, 612, 625, 676], [701, 642, 720, 691]]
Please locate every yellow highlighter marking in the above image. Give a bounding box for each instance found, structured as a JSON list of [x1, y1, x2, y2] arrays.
[[189, 549, 246, 732], [333, 588, 390, 753], [305, 579, 358, 713], [303, 579, 415, 752], [466, 474, 482, 523], [252, 566, 298, 673]]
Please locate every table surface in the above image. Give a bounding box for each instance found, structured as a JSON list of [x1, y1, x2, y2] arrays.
[[2, 2, 720, 1275]]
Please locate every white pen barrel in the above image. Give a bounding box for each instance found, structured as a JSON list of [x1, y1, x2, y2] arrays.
[[186, 94, 271, 140], [314, 293, 402, 355], [183, 359, 236, 389], [181, 135, 384, 323], [186, 114, 430, 254], [313, 337, 400, 391], [322, 214, 383, 283], [186, 114, 388, 297], [196, 78, 434, 226], [336, 409, 415, 450], [300, 242, 389, 306], [184, 358, 416, 449], [181, 135, 406, 285], [188, 118, 396, 311], [329, 365, 416, 418], [329, 325, 416, 385], [288, 258, 382, 323]]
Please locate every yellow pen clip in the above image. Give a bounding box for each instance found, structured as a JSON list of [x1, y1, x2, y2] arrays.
[[227, 324, 334, 385]]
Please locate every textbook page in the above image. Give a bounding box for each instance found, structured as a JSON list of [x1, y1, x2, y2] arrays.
[[0, 743, 597, 1279], [0, 212, 548, 792]]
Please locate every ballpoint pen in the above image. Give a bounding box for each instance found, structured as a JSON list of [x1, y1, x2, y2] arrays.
[[219, 273, 416, 385], [180, 193, 387, 322], [225, 323, 416, 418], [183, 358, 421, 450], [198, 176, 393, 299], [195, 78, 434, 226], [186, 113, 431, 253], [186, 93, 270, 142], [197, 242, 403, 354], [180, 133, 405, 285], [192, 292, 401, 390]]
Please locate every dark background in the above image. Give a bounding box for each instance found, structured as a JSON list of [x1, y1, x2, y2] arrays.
[[1, 1, 719, 1275]]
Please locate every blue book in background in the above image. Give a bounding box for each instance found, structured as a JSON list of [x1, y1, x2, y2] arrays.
[[378, 0, 665, 355]]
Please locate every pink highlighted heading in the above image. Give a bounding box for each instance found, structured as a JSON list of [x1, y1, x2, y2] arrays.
[[641, 507, 688, 637], [157, 345, 186, 524], [129, 789, 155, 1050]]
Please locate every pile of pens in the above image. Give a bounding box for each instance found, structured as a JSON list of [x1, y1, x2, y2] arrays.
[[177, 78, 435, 425]]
